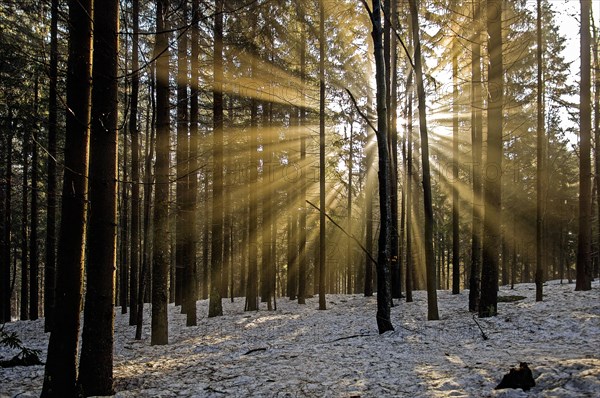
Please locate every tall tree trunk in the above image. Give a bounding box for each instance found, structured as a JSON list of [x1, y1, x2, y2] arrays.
[[298, 7, 307, 304], [176, 0, 189, 309], [21, 132, 29, 321], [119, 104, 129, 314], [452, 40, 460, 295], [262, 104, 274, 306], [389, 0, 401, 299], [185, 0, 199, 326], [593, 6, 600, 284], [129, 0, 140, 327], [576, 0, 593, 291], [469, 0, 482, 312], [151, 0, 171, 345], [30, 79, 39, 321], [347, 123, 354, 294], [405, 71, 414, 303], [245, 97, 258, 311], [78, 0, 119, 393], [245, 20, 258, 311], [368, 0, 394, 332], [135, 76, 156, 340], [41, 0, 92, 393], [479, 0, 503, 317], [535, 0, 545, 301], [364, 93, 374, 297], [0, 130, 10, 323], [318, 0, 327, 311], [409, 0, 439, 320], [209, 0, 224, 317]]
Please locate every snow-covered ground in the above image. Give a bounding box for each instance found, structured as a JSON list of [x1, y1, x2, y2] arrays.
[[1, 280, 599, 397]]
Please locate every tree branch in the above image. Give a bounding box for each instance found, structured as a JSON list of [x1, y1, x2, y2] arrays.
[[345, 88, 378, 134], [306, 200, 377, 267]]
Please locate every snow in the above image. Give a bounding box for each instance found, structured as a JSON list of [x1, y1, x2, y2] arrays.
[[1, 280, 599, 397]]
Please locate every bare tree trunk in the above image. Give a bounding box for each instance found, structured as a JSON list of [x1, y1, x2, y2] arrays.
[[368, 0, 394, 332], [468, 0, 483, 313], [318, 0, 326, 311], [409, 0, 439, 320], [535, 0, 545, 301], [78, 0, 119, 393], [41, 0, 92, 393], [135, 69, 156, 340], [480, 0, 503, 317], [43, 0, 59, 331], [298, 5, 307, 304], [209, 0, 224, 317], [129, 0, 141, 327], [577, 0, 593, 291], [21, 131, 29, 321], [452, 40, 460, 295], [176, 0, 189, 309], [151, 0, 171, 345], [30, 75, 39, 320], [405, 71, 414, 304], [0, 130, 11, 323], [185, 0, 200, 326]]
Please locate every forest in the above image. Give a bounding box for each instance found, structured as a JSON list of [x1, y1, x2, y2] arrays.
[[0, 0, 599, 396]]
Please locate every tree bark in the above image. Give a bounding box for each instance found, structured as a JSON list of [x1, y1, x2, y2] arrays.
[[129, 0, 141, 327], [535, 0, 545, 301], [479, 0, 503, 317], [318, 0, 327, 311], [452, 40, 460, 295], [30, 76, 39, 321], [151, 0, 171, 345], [368, 0, 394, 332], [209, 0, 224, 317], [41, 0, 92, 394], [78, 0, 119, 393], [185, 0, 200, 326], [409, 0, 439, 320], [469, 0, 482, 312], [176, 0, 189, 309], [298, 5, 307, 304], [20, 134, 29, 321], [576, 0, 593, 291]]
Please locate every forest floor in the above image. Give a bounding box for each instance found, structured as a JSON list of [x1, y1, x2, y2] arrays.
[[1, 279, 599, 397]]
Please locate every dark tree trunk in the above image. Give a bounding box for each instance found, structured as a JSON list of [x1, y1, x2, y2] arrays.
[[368, 0, 394, 332], [480, 0, 503, 317], [347, 123, 354, 295], [318, 0, 326, 311], [135, 78, 156, 340], [30, 76, 39, 321], [535, 0, 545, 301], [576, 0, 593, 291], [176, 0, 189, 309], [151, 0, 171, 345], [409, 0, 439, 320], [78, 0, 119, 393], [119, 99, 129, 314], [209, 0, 224, 317], [129, 0, 140, 327], [298, 7, 307, 304], [21, 135, 29, 321], [405, 71, 414, 304], [41, 0, 92, 394], [245, 94, 258, 311], [452, 42, 460, 295], [185, 0, 200, 326], [469, 0, 483, 312], [0, 130, 11, 323], [364, 93, 374, 298]]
